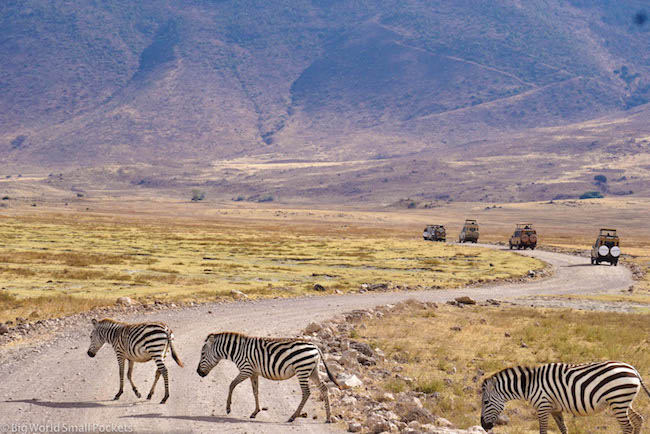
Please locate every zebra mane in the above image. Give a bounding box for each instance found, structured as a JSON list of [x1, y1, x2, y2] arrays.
[[483, 365, 532, 385]]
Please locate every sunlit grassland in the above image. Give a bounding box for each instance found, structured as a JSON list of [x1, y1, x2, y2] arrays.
[[0, 214, 542, 323], [355, 302, 650, 433]]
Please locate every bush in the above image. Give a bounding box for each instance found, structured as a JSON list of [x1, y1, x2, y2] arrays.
[[232, 196, 245, 202], [594, 175, 607, 183], [256, 195, 274, 203], [191, 189, 205, 201], [579, 191, 604, 199]]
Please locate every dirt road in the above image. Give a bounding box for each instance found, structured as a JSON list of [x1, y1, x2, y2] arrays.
[[0, 247, 633, 433]]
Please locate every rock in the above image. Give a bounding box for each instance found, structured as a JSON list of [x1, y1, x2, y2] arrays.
[[455, 296, 476, 305], [0, 323, 9, 335], [358, 354, 377, 366], [369, 283, 389, 291], [435, 417, 454, 428], [340, 349, 361, 368], [467, 426, 488, 433], [350, 341, 374, 357], [504, 332, 511, 337], [381, 392, 395, 402], [341, 396, 358, 406], [115, 297, 133, 306], [229, 290, 248, 300], [304, 322, 322, 334], [367, 415, 391, 434], [450, 326, 462, 331], [528, 270, 536, 277], [313, 284, 326, 291], [486, 299, 501, 306], [339, 373, 363, 389], [348, 422, 363, 432]]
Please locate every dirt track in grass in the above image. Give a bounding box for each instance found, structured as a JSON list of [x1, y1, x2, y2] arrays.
[[0, 246, 633, 433]]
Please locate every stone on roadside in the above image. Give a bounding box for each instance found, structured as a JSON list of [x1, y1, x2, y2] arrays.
[[338, 373, 363, 389], [115, 297, 133, 306], [0, 323, 9, 335], [313, 284, 326, 291], [455, 296, 476, 305], [229, 290, 248, 300], [304, 322, 322, 335], [348, 422, 362, 432]]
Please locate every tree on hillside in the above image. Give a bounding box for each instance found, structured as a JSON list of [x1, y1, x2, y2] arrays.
[[594, 174, 607, 183], [191, 189, 205, 201]]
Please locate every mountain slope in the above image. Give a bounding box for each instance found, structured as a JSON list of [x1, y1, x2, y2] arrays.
[[0, 0, 649, 202]]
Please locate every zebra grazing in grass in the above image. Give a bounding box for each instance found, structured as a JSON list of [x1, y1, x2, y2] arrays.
[[481, 361, 650, 433], [87, 318, 184, 404], [196, 332, 341, 422]]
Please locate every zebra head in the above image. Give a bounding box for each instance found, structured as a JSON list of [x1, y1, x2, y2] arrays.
[[197, 334, 222, 377], [87, 318, 106, 358], [480, 376, 505, 431]]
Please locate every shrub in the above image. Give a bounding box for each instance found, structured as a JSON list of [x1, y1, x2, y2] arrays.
[[256, 195, 274, 203], [579, 191, 604, 199], [191, 189, 205, 201], [232, 196, 245, 202], [594, 175, 607, 183]]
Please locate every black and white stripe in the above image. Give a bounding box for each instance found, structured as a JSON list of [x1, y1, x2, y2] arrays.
[[196, 332, 341, 422], [481, 361, 650, 433], [87, 318, 184, 403]]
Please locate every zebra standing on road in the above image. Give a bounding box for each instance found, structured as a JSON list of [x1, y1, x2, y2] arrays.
[[481, 361, 650, 433], [87, 318, 184, 404], [196, 332, 341, 422]]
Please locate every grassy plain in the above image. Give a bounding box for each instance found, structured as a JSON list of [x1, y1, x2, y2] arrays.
[[355, 302, 650, 433], [0, 211, 542, 323]]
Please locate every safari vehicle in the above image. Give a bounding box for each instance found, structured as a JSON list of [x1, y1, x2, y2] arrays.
[[423, 225, 446, 242], [459, 219, 479, 243], [509, 224, 537, 250], [591, 228, 620, 266]]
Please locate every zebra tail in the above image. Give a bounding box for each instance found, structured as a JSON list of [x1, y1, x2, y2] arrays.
[[639, 373, 650, 399], [317, 347, 341, 389], [168, 333, 184, 368]]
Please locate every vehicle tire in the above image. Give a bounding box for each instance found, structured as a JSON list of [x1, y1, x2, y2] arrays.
[[531, 246, 535, 250], [614, 261, 618, 266]]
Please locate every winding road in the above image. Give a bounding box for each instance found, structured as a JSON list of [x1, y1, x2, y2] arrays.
[[0, 247, 634, 433]]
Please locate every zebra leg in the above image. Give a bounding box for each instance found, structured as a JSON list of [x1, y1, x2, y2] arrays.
[[126, 360, 141, 398], [552, 412, 568, 434], [114, 355, 125, 400], [613, 410, 635, 434], [310, 367, 332, 423], [147, 369, 161, 400], [628, 406, 643, 434], [288, 372, 311, 423], [536, 407, 551, 434], [153, 357, 170, 404], [249, 374, 261, 418], [226, 371, 251, 415]]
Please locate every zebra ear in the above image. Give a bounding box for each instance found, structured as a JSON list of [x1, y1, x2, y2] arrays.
[[91, 318, 98, 326]]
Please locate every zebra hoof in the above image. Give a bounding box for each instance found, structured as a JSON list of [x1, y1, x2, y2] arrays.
[[226, 408, 231, 414], [159, 398, 168, 404], [134, 390, 141, 398], [287, 417, 296, 423], [146, 394, 153, 400], [113, 394, 122, 401]]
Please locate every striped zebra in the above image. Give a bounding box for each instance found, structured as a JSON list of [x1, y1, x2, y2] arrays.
[[196, 332, 342, 422], [87, 318, 184, 404], [481, 361, 650, 433]]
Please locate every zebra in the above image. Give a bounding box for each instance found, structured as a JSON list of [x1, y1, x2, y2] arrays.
[[87, 318, 184, 404], [196, 332, 342, 422], [480, 361, 650, 433]]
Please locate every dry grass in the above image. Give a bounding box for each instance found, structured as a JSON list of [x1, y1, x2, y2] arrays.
[[0, 213, 541, 323], [354, 302, 650, 433]]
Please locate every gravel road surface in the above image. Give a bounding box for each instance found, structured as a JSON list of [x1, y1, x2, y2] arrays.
[[0, 246, 634, 433]]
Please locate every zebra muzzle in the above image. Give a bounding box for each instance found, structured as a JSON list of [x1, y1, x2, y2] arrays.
[[197, 367, 207, 377], [87, 350, 96, 358]]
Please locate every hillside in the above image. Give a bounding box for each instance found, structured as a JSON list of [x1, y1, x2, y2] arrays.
[[1, 0, 649, 202]]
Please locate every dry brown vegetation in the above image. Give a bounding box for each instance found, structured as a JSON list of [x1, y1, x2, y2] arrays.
[[353, 302, 650, 433]]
